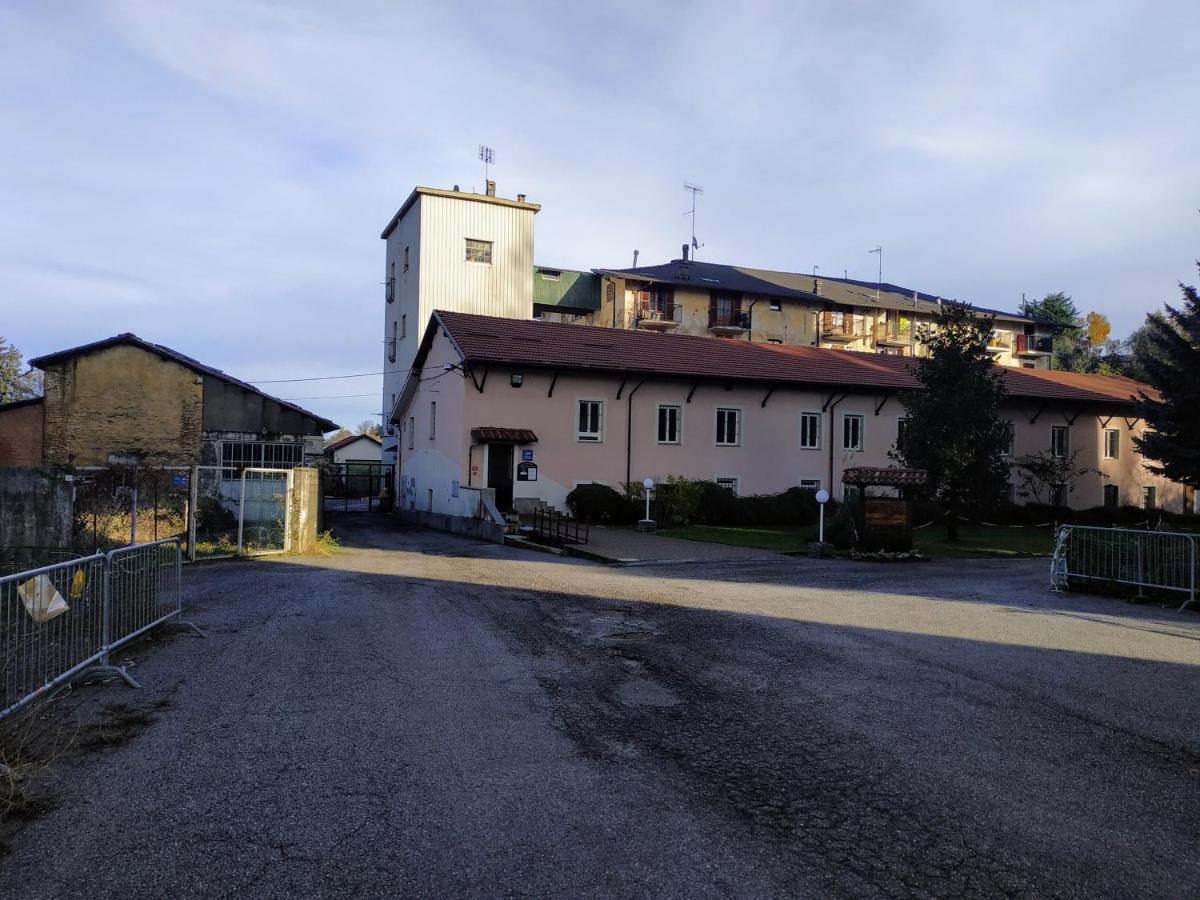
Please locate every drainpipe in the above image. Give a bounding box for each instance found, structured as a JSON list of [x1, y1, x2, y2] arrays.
[[827, 393, 848, 494], [744, 298, 761, 340], [467, 443, 482, 486], [625, 380, 645, 487]]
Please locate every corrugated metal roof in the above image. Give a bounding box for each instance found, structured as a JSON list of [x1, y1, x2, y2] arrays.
[[533, 266, 601, 311], [431, 311, 1150, 407]]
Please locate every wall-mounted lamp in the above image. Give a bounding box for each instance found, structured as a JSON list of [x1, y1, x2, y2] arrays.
[[510, 373, 524, 387]]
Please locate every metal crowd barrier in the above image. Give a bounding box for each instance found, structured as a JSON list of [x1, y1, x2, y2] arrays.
[[1051, 525, 1198, 611], [0, 538, 203, 720]]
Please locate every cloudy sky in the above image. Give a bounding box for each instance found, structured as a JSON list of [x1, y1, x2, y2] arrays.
[[3, 1, 1198, 430]]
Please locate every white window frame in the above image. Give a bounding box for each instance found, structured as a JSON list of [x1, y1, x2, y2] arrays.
[[715, 407, 742, 446], [800, 412, 822, 450], [465, 238, 493, 264], [843, 413, 864, 451], [799, 478, 821, 491], [656, 404, 682, 444], [1141, 485, 1156, 510], [715, 476, 739, 496], [1103, 427, 1120, 460], [577, 399, 604, 442], [1051, 425, 1069, 459]]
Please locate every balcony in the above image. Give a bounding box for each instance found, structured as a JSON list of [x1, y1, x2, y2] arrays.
[[820, 311, 867, 343], [385, 277, 395, 303], [986, 332, 1014, 354], [637, 302, 682, 330], [709, 308, 750, 334], [874, 322, 914, 348], [1015, 334, 1053, 356]]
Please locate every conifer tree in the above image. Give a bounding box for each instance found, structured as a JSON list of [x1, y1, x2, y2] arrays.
[[892, 302, 1011, 540], [1133, 265, 1200, 487]]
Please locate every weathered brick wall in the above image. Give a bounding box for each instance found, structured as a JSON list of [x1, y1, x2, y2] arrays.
[[0, 400, 44, 466], [42, 345, 204, 466]]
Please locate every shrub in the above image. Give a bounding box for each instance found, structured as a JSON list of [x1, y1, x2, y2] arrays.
[[696, 482, 824, 527], [565, 483, 636, 525], [196, 496, 236, 534]]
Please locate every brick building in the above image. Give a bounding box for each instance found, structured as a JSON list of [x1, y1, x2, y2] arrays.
[[0, 333, 337, 469]]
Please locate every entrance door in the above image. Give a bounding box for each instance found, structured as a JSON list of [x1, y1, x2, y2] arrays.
[[487, 444, 515, 512]]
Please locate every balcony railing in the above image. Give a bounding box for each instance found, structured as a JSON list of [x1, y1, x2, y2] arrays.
[[820, 311, 867, 341], [709, 309, 750, 330], [385, 278, 395, 303], [637, 303, 682, 328], [1015, 334, 1053, 355], [874, 322, 914, 345], [987, 332, 1014, 352]]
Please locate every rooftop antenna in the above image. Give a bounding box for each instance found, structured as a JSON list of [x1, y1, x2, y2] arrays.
[[683, 182, 704, 258], [632, 249, 640, 269], [869, 246, 882, 303], [813, 265, 819, 276], [478, 144, 495, 185], [843, 269, 848, 280]]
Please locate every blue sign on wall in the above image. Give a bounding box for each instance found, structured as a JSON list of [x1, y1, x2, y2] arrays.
[[521, 449, 534, 462], [173, 474, 188, 487]]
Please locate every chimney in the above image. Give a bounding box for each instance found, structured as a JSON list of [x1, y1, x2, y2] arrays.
[[813, 279, 820, 296], [453, 184, 460, 191], [516, 193, 526, 203], [681, 243, 689, 262], [486, 179, 496, 197]]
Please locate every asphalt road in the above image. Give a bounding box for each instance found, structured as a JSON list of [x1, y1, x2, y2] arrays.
[[2, 516, 1198, 898]]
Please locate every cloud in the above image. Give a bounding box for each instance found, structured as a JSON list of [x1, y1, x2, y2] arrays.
[[1, 0, 1198, 428]]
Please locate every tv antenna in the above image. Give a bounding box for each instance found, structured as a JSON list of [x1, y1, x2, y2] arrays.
[[869, 245, 882, 302], [478, 145, 495, 184], [683, 182, 704, 257]]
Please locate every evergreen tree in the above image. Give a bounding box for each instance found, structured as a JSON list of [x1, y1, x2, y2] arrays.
[[1025, 292, 1086, 371], [892, 302, 1011, 541], [1133, 265, 1200, 486]]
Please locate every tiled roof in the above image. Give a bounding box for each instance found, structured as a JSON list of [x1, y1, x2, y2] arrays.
[[325, 432, 381, 453], [433, 311, 1150, 408], [843, 467, 929, 486], [30, 334, 340, 433], [471, 427, 539, 443]]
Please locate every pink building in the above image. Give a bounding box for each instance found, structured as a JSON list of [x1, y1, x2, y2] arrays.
[[390, 312, 1192, 535]]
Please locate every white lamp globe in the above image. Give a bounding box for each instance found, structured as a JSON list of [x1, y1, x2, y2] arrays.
[[642, 478, 655, 490], [815, 489, 830, 504]]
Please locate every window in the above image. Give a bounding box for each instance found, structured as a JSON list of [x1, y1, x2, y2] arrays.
[[715, 477, 739, 496], [1003, 422, 1016, 457], [769, 299, 781, 312], [407, 417, 415, 450], [799, 479, 821, 491], [1142, 486, 1157, 510], [1103, 427, 1120, 460], [1050, 425, 1069, 458], [843, 414, 864, 451], [465, 238, 493, 264], [800, 412, 821, 450], [577, 400, 603, 442], [539, 268, 562, 281], [1104, 484, 1119, 509], [429, 401, 436, 440], [388, 321, 397, 363], [657, 404, 681, 444], [401, 314, 407, 340], [403, 245, 410, 272], [767, 338, 783, 344], [716, 408, 741, 446], [221, 441, 303, 472], [897, 417, 909, 446]]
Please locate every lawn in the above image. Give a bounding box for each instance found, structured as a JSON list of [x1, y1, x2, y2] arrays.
[[659, 522, 1055, 559]]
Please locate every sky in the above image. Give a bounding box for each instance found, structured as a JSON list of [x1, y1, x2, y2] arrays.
[[2, 1, 1198, 431]]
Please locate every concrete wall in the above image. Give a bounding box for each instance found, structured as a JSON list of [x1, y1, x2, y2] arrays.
[[0, 467, 72, 547], [0, 399, 44, 466], [285, 467, 320, 554], [41, 344, 204, 467]]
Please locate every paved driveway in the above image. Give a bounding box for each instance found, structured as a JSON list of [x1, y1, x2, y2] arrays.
[[3, 517, 1198, 898]]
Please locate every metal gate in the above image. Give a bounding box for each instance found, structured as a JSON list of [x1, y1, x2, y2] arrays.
[[323, 462, 393, 514]]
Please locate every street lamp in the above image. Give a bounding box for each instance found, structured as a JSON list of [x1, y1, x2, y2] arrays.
[[638, 478, 656, 532]]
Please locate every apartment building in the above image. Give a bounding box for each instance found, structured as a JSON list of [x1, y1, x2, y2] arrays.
[[390, 312, 1190, 524]]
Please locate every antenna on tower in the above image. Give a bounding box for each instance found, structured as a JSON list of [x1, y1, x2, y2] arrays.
[[682, 182, 704, 258], [869, 246, 882, 303], [478, 145, 495, 186]]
